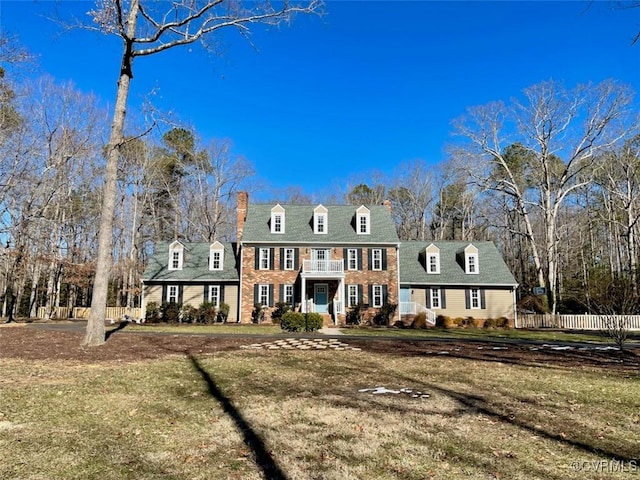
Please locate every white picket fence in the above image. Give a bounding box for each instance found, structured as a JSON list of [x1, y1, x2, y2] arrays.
[[518, 314, 640, 331], [36, 307, 141, 321]]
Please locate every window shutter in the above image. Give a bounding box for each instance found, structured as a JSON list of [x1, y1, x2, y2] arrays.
[[367, 249, 372, 270], [465, 289, 470, 309], [220, 285, 225, 304], [358, 284, 364, 305], [368, 284, 373, 306], [343, 248, 348, 266], [480, 289, 486, 309], [162, 285, 167, 303], [382, 250, 387, 270], [294, 248, 299, 270], [254, 284, 259, 305], [279, 248, 285, 270], [357, 248, 363, 270], [269, 248, 275, 270], [279, 284, 284, 303], [441, 289, 447, 309], [203, 285, 209, 302], [178, 285, 183, 304], [268, 284, 274, 307], [382, 285, 388, 304], [426, 287, 432, 309], [254, 247, 260, 269]]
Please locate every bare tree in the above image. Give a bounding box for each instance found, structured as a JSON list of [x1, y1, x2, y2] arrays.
[[388, 160, 434, 241], [82, 0, 322, 346], [453, 79, 636, 314]]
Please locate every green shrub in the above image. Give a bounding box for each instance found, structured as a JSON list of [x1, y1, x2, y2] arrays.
[[346, 303, 365, 325], [161, 302, 181, 323], [180, 304, 197, 323], [483, 317, 497, 329], [271, 302, 291, 325], [304, 312, 324, 332], [252, 303, 266, 324], [281, 311, 305, 332], [197, 302, 218, 324], [217, 303, 230, 323], [145, 302, 161, 323], [411, 312, 428, 329], [453, 317, 465, 327]]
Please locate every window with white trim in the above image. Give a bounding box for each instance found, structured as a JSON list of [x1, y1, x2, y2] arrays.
[[258, 284, 270, 306], [466, 253, 479, 274], [315, 213, 327, 233], [430, 288, 441, 309], [347, 249, 358, 270], [347, 285, 359, 308], [283, 248, 295, 270], [371, 284, 383, 308], [272, 213, 284, 233], [167, 285, 179, 303], [470, 288, 480, 309], [427, 253, 440, 274], [169, 250, 182, 270], [283, 284, 294, 305], [371, 249, 382, 271], [259, 248, 270, 270], [358, 214, 369, 234], [208, 285, 221, 307]]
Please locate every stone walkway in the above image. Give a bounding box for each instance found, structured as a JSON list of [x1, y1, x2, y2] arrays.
[[240, 338, 361, 351]]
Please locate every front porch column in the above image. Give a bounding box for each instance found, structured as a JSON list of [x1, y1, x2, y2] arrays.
[[301, 278, 307, 313], [338, 277, 345, 314]]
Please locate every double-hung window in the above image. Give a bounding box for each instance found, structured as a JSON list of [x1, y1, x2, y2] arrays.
[[283, 284, 294, 305], [466, 253, 479, 274], [347, 285, 359, 308], [283, 248, 295, 270], [167, 285, 179, 303], [371, 284, 383, 308], [347, 249, 358, 270], [430, 287, 441, 309], [258, 284, 270, 306], [470, 288, 480, 309], [208, 285, 221, 307], [259, 248, 270, 270], [371, 249, 382, 271], [427, 253, 440, 274]]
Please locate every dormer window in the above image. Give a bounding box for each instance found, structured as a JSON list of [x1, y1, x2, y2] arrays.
[[271, 204, 285, 234], [356, 206, 370, 235], [314, 205, 328, 234], [209, 241, 224, 271], [168, 241, 183, 271], [425, 244, 440, 274], [463, 244, 479, 274]]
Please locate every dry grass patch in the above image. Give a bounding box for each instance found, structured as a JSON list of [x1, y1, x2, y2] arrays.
[[1, 345, 639, 479]]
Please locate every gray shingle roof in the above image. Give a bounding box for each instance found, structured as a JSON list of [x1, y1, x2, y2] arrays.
[[399, 241, 518, 286], [241, 204, 400, 244], [142, 242, 239, 282]]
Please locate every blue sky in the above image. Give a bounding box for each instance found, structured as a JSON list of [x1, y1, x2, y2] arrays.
[[2, 1, 639, 200]]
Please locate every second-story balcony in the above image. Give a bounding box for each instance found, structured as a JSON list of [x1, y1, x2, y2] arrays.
[[302, 259, 344, 275]]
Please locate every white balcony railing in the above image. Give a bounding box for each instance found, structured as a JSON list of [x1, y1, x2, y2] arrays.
[[302, 259, 344, 274]]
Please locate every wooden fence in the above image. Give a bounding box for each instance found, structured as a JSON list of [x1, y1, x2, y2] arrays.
[[36, 307, 141, 321], [518, 314, 640, 331]]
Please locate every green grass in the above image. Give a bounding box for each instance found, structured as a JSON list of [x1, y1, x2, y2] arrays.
[[1, 346, 639, 479]]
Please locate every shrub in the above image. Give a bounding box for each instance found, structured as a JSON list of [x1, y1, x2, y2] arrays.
[[145, 302, 161, 323], [271, 302, 291, 325], [197, 302, 218, 324], [281, 311, 305, 332], [373, 302, 397, 326], [217, 303, 230, 323], [252, 303, 266, 324], [304, 312, 324, 332], [453, 317, 465, 327], [180, 304, 197, 323], [346, 303, 365, 325], [498, 316, 511, 329], [411, 312, 428, 329], [483, 317, 497, 329], [463, 316, 478, 328], [435, 315, 452, 328], [161, 302, 181, 323]]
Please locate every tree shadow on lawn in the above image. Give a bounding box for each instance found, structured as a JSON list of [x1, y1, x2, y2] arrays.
[[187, 353, 289, 480], [388, 369, 640, 465]]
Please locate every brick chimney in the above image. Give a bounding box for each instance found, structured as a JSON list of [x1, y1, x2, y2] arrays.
[[237, 191, 248, 248], [383, 199, 392, 213]]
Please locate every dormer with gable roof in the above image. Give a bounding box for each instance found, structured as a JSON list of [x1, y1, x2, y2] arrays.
[[209, 241, 225, 270], [313, 204, 328, 234], [270, 204, 285, 234], [168, 241, 184, 270], [356, 205, 370, 235], [424, 243, 440, 274], [457, 243, 479, 274]]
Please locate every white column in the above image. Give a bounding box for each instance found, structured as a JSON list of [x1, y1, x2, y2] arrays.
[[301, 279, 307, 313]]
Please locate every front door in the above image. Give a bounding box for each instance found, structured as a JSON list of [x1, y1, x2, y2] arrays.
[[314, 283, 328, 313]]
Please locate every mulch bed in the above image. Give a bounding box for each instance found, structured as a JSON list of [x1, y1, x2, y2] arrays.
[[1, 324, 638, 374]]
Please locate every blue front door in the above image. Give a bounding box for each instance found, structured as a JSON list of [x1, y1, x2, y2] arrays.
[[315, 284, 328, 313]]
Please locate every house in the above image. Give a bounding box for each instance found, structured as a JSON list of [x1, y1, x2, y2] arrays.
[[141, 192, 518, 325]]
